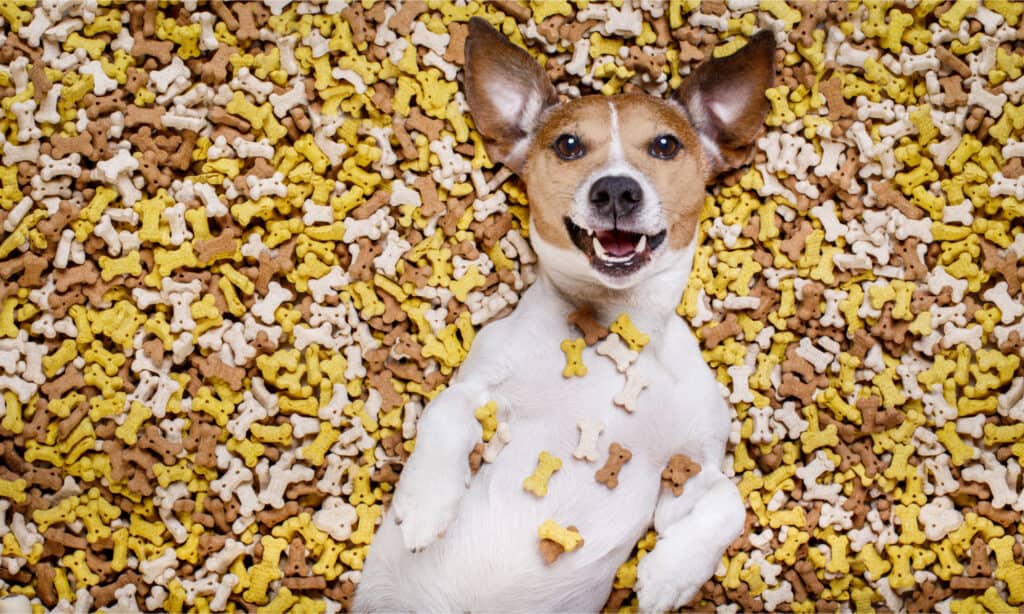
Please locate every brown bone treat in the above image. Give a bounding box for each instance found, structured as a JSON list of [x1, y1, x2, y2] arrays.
[[790, 1, 827, 48], [595, 443, 632, 489], [138, 424, 183, 466], [493, 0, 531, 21], [131, 32, 173, 64], [35, 563, 58, 607], [348, 237, 381, 282], [413, 174, 445, 218], [700, 313, 740, 349], [908, 581, 951, 613], [539, 525, 582, 564], [661, 453, 701, 496], [389, 0, 427, 35], [779, 218, 813, 262], [89, 571, 141, 608], [405, 107, 444, 140], [976, 501, 1020, 527], [445, 21, 469, 65], [284, 537, 309, 576], [256, 501, 302, 527], [124, 105, 165, 129], [966, 537, 993, 577], [892, 238, 927, 281], [368, 369, 404, 412], [950, 575, 995, 590], [282, 576, 328, 591], [349, 189, 389, 220], [795, 282, 825, 321], [567, 304, 610, 346], [50, 132, 94, 159], [1003, 157, 1024, 179], [980, 239, 1021, 296], [196, 353, 246, 392], [821, 76, 854, 121], [469, 443, 485, 474]]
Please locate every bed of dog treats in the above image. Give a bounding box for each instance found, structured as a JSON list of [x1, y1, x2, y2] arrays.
[[0, 0, 1022, 612]]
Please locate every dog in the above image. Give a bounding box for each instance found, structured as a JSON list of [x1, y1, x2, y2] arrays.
[[354, 18, 775, 612]]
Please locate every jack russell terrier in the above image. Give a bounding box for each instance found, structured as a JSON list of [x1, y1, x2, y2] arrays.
[[354, 18, 775, 612]]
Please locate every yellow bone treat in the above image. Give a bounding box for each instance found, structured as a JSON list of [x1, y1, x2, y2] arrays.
[[610, 313, 650, 351], [560, 338, 587, 378], [523, 451, 562, 497], [537, 519, 583, 564]]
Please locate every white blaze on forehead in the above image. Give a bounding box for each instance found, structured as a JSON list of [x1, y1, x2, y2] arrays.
[[608, 101, 624, 164]]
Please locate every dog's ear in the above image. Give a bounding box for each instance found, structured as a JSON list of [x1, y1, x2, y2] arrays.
[[464, 17, 558, 174], [675, 31, 776, 177]]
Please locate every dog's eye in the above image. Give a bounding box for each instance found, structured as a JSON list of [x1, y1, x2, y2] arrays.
[[649, 134, 681, 160], [553, 134, 585, 160]]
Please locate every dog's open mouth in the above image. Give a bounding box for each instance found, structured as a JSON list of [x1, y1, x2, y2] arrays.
[[564, 218, 667, 276]]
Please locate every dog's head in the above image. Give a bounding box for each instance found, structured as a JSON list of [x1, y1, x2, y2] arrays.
[[464, 18, 775, 292]]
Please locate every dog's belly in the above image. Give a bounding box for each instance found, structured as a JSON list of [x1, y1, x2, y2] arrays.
[[359, 337, 716, 611]]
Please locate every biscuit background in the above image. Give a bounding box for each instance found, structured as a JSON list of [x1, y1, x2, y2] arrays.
[[1, 0, 1023, 611]]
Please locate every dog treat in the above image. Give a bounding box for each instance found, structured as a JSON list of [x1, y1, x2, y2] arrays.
[[474, 400, 499, 442], [560, 338, 588, 378], [662, 454, 702, 497], [537, 520, 584, 565], [568, 304, 609, 345], [572, 418, 604, 463], [523, 452, 563, 498], [595, 443, 632, 490], [612, 367, 649, 413], [595, 333, 638, 373], [609, 313, 650, 351], [1, 0, 1022, 611]]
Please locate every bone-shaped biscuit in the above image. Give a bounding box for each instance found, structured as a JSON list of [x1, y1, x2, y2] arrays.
[[610, 312, 649, 351], [595, 333, 637, 373], [572, 418, 604, 462], [538, 520, 583, 564], [568, 304, 609, 345], [595, 443, 632, 489], [560, 338, 587, 378], [662, 453, 701, 496], [523, 451, 562, 497], [613, 367, 649, 413]]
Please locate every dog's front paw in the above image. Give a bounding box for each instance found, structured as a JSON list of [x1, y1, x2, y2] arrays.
[[635, 545, 707, 612], [391, 456, 469, 553]]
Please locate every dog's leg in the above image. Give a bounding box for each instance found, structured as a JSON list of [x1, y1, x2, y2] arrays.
[[391, 382, 489, 552], [634, 468, 745, 611]]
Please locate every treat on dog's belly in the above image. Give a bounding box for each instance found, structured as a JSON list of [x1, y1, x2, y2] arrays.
[[523, 451, 564, 497], [538, 520, 584, 564]]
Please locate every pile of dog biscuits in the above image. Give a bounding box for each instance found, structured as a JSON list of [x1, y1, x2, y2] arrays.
[[0, 0, 1023, 612]]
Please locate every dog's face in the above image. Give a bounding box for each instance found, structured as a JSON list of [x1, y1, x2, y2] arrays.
[[464, 19, 775, 291]]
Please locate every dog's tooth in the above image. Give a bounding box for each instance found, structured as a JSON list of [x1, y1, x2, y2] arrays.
[[636, 235, 647, 253], [593, 236, 607, 259]]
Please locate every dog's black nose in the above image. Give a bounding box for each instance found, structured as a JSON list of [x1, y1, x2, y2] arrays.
[[589, 175, 643, 219]]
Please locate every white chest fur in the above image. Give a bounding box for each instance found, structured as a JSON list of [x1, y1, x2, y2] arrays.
[[355, 273, 735, 612]]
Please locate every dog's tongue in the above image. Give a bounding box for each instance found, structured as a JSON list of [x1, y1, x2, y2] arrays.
[[595, 229, 637, 257]]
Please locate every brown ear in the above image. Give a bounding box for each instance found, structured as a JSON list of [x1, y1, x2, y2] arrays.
[[675, 30, 776, 177], [463, 17, 558, 174]]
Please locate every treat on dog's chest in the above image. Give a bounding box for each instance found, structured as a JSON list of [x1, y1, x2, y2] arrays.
[[662, 454, 701, 496], [523, 451, 563, 497], [610, 313, 650, 351], [474, 400, 498, 441], [560, 338, 588, 377], [537, 520, 584, 564], [595, 333, 638, 372], [568, 304, 610, 345], [595, 443, 632, 489]]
